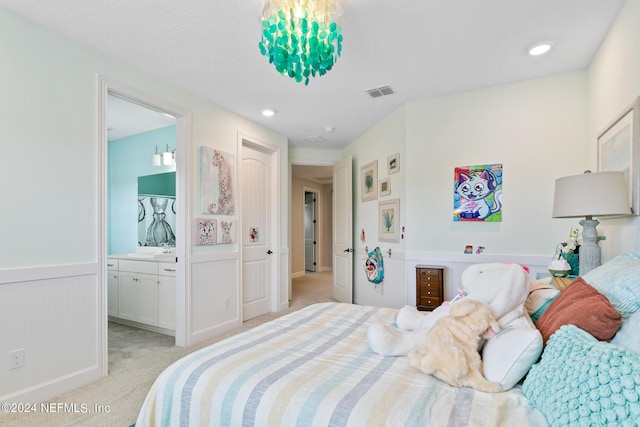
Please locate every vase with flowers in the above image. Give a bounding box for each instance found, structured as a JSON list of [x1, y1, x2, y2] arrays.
[[554, 227, 582, 276]]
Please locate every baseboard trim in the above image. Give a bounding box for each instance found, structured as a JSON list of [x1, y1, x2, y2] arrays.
[[190, 318, 242, 346], [0, 365, 101, 404], [108, 317, 175, 337]]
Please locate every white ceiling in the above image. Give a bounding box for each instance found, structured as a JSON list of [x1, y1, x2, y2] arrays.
[[107, 95, 175, 141], [1, 0, 625, 150]]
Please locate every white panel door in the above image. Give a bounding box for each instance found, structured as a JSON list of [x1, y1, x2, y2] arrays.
[[304, 192, 316, 272], [242, 146, 272, 320], [332, 156, 353, 303]]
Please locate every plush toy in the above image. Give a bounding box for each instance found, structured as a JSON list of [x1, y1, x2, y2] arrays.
[[408, 299, 503, 392], [367, 262, 530, 357]]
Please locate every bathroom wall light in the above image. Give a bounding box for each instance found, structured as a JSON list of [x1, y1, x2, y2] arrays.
[[152, 146, 161, 166], [162, 144, 175, 166], [154, 144, 175, 166]]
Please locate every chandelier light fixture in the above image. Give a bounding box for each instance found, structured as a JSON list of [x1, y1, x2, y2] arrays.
[[258, 0, 343, 85]]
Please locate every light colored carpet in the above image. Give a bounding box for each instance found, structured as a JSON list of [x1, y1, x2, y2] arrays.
[[0, 272, 333, 427]]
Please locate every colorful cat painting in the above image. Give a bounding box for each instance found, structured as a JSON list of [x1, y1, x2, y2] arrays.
[[454, 165, 503, 221]]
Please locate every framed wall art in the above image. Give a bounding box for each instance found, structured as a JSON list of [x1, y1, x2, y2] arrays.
[[597, 96, 640, 215], [199, 146, 236, 215], [387, 153, 400, 174], [379, 177, 390, 196], [194, 218, 217, 246], [378, 198, 400, 243], [361, 160, 378, 202], [453, 163, 503, 222]]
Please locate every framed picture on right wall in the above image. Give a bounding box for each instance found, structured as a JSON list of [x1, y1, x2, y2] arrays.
[[387, 153, 400, 174], [597, 96, 640, 215]]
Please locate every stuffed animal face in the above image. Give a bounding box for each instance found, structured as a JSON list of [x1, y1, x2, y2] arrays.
[[459, 263, 529, 326], [448, 298, 501, 338]]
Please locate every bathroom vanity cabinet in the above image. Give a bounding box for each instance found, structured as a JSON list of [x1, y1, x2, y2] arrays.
[[107, 256, 176, 335]]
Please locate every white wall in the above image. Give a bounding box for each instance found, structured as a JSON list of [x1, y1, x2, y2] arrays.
[[587, 0, 640, 260], [0, 8, 288, 404], [344, 72, 590, 307], [406, 71, 589, 255], [343, 106, 408, 307]]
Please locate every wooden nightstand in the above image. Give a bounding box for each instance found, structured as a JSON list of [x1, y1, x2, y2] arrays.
[[415, 265, 445, 311]]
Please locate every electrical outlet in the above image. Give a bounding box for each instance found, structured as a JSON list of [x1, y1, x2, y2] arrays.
[[9, 349, 24, 370]]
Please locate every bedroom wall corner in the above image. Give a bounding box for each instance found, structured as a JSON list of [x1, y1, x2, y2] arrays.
[[342, 106, 408, 307], [587, 0, 640, 260]]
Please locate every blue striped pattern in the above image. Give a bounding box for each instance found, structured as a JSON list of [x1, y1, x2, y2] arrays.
[[136, 303, 548, 427]]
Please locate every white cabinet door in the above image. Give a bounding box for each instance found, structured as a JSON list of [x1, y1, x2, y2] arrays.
[[107, 271, 119, 316], [137, 273, 159, 326], [118, 272, 138, 321], [158, 275, 176, 330], [118, 271, 158, 325]]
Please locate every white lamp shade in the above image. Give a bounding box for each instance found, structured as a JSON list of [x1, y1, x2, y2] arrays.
[[552, 171, 631, 218], [152, 153, 161, 166], [162, 151, 173, 166]]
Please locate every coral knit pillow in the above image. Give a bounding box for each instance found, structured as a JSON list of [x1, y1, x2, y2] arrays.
[[535, 277, 622, 345]]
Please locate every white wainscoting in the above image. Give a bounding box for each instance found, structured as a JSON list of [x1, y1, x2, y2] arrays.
[[354, 247, 407, 308], [405, 252, 551, 306], [190, 255, 241, 344], [0, 263, 101, 404], [354, 248, 550, 308]]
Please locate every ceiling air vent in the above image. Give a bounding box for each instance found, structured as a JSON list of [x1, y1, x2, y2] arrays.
[[304, 135, 327, 143], [366, 85, 394, 98]]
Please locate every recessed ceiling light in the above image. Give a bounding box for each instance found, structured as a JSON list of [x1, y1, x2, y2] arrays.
[[528, 42, 553, 56], [261, 109, 275, 117]]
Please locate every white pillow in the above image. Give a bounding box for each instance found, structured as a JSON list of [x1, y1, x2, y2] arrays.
[[482, 314, 542, 390], [611, 311, 640, 354]]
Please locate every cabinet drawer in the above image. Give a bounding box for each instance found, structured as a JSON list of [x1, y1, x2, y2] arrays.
[[419, 269, 442, 279], [158, 262, 177, 277], [107, 258, 119, 271], [119, 259, 158, 275], [418, 276, 441, 286], [419, 280, 441, 290], [419, 296, 441, 308], [419, 285, 440, 298]]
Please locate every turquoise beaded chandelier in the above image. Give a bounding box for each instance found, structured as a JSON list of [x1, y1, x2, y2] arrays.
[[258, 0, 343, 85]]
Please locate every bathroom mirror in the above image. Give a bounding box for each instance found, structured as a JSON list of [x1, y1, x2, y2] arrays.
[[138, 172, 176, 247]]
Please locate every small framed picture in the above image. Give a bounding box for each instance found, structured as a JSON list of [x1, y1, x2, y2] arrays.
[[387, 153, 400, 174], [378, 198, 400, 243], [361, 160, 378, 202], [379, 178, 390, 196]]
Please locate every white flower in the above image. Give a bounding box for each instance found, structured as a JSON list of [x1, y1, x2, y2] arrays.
[[556, 227, 582, 256]]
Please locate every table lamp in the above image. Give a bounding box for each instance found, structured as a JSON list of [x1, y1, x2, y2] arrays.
[[552, 170, 631, 275]]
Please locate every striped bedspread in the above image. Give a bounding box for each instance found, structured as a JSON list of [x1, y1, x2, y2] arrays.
[[136, 302, 548, 426]]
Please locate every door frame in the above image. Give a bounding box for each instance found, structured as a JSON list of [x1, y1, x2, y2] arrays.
[[303, 189, 318, 272], [239, 134, 282, 314], [289, 159, 338, 297], [97, 76, 192, 376]]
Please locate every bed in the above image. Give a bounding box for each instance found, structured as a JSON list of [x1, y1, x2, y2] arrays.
[[136, 302, 547, 426]]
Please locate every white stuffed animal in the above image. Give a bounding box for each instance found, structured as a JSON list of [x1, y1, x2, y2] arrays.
[[367, 262, 530, 356]]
